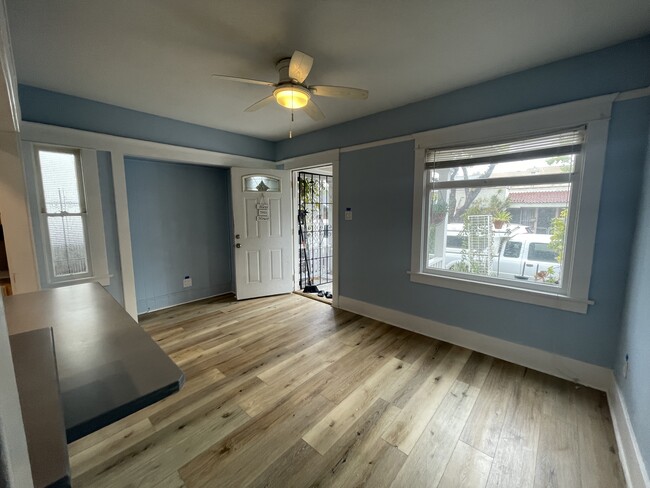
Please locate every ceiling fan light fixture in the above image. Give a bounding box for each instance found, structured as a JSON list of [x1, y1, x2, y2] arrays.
[[273, 86, 310, 109]]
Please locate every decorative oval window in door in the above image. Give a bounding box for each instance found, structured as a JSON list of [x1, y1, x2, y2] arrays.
[[242, 175, 281, 192]]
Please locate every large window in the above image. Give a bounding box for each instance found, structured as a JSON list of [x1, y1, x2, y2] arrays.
[[410, 97, 612, 313], [424, 130, 580, 294], [35, 147, 91, 280]]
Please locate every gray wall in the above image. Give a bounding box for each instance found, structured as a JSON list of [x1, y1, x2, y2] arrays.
[[339, 95, 650, 368], [615, 123, 650, 469], [125, 158, 232, 314]]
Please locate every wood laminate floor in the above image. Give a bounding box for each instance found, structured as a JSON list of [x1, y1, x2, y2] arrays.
[[69, 293, 625, 488]]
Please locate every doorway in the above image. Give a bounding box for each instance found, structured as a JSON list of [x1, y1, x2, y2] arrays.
[[294, 166, 334, 303], [0, 216, 12, 296]]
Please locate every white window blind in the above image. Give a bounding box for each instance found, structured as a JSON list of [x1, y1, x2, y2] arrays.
[[425, 129, 585, 169], [36, 148, 90, 278]]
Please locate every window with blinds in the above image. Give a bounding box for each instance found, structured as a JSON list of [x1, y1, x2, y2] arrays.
[[422, 129, 584, 292], [35, 147, 91, 279]]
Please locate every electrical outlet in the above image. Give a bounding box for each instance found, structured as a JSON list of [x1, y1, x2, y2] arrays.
[[623, 354, 629, 379], [183, 276, 192, 288], [345, 208, 353, 221]]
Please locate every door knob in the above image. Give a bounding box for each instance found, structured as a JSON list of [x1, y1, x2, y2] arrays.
[[235, 243, 241, 248]]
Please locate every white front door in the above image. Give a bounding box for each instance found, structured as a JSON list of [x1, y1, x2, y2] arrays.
[[230, 168, 293, 300]]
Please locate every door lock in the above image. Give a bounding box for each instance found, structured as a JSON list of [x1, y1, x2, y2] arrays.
[[235, 234, 240, 239], [235, 243, 241, 248]]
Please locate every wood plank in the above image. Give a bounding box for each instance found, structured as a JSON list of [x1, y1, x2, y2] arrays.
[[485, 372, 544, 488], [438, 440, 493, 488], [249, 399, 403, 488], [73, 401, 250, 487], [257, 336, 353, 387], [320, 327, 406, 404], [574, 388, 625, 488], [384, 340, 451, 408], [302, 357, 409, 455], [382, 346, 473, 454], [178, 370, 335, 488], [460, 360, 525, 457], [311, 403, 403, 488], [532, 414, 580, 488], [456, 351, 495, 389], [390, 381, 480, 487], [393, 332, 438, 364], [69, 418, 155, 481]]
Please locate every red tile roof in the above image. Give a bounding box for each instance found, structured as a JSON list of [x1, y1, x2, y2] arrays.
[[509, 190, 569, 204]]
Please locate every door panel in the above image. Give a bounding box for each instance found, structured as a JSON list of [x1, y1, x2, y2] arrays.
[[231, 168, 292, 300]]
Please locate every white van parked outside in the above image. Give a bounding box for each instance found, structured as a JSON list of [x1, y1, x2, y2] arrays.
[[493, 234, 561, 283], [438, 229, 561, 285], [440, 223, 531, 269]]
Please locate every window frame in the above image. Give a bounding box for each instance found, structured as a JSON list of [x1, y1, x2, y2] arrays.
[[410, 95, 614, 313], [421, 131, 580, 297], [34, 146, 93, 282], [24, 143, 110, 287]]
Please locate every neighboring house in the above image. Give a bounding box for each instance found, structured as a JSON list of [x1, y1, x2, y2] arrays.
[[509, 187, 569, 234]]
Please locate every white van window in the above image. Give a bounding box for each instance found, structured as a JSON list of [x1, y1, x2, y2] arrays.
[[503, 241, 522, 258], [527, 242, 557, 263]]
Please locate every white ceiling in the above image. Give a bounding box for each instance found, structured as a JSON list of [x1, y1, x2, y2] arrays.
[[6, 0, 650, 141]]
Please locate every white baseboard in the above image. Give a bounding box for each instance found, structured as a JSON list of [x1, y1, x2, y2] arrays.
[[608, 378, 650, 488], [337, 295, 612, 391], [138, 290, 234, 318]]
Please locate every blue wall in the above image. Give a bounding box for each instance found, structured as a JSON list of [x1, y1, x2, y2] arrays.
[[18, 85, 275, 161], [339, 96, 650, 367], [276, 36, 650, 160], [615, 123, 650, 469], [125, 158, 233, 314]]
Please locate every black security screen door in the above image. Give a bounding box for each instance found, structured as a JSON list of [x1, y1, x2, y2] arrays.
[[297, 172, 333, 291]]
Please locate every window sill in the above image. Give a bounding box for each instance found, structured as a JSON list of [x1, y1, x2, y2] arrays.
[[408, 271, 593, 314], [48, 274, 111, 288]]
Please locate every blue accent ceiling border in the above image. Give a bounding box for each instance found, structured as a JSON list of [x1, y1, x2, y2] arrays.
[[18, 85, 275, 161]]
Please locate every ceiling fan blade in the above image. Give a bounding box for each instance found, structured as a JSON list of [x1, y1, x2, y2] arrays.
[[212, 74, 275, 87], [310, 85, 369, 100], [303, 99, 325, 121], [244, 95, 275, 112], [288, 51, 314, 83]]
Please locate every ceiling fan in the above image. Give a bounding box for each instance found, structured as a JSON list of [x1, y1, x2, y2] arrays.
[[212, 51, 369, 121]]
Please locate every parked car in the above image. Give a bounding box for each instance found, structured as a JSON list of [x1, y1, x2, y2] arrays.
[[438, 231, 561, 285], [493, 234, 561, 283], [438, 223, 531, 268]]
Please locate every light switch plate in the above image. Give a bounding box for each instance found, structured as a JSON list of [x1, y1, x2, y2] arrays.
[[345, 208, 353, 221], [183, 276, 192, 288]]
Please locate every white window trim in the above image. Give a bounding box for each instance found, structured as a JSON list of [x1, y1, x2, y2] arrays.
[[22, 142, 110, 287], [410, 94, 615, 313]]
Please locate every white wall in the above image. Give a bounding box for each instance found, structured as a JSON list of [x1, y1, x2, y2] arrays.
[[0, 298, 33, 488]]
